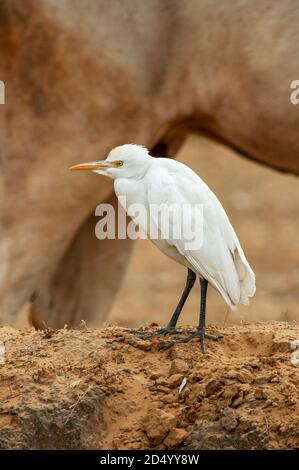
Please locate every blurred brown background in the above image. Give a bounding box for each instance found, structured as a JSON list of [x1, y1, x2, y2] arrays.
[[109, 135, 299, 327], [5, 1, 299, 330]]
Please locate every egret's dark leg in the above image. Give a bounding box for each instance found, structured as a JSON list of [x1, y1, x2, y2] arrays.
[[132, 269, 196, 338], [162, 268, 196, 331], [198, 278, 208, 353], [159, 278, 223, 352]]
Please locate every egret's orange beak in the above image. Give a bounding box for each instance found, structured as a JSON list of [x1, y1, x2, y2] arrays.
[[69, 160, 117, 171]]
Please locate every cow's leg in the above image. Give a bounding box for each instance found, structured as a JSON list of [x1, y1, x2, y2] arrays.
[[0, 0, 154, 327], [0, 190, 108, 326], [30, 193, 133, 328]]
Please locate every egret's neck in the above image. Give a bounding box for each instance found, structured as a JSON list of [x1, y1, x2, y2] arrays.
[[113, 158, 153, 183]]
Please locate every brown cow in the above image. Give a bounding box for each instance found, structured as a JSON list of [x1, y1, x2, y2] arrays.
[[1, 0, 298, 327]]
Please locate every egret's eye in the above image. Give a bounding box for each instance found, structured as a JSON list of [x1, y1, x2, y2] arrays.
[[116, 161, 124, 167]]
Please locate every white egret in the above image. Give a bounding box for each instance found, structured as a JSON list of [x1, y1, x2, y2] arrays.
[[70, 144, 256, 352]]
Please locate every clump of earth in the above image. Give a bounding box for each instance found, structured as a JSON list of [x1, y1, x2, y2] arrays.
[[0, 321, 298, 449]]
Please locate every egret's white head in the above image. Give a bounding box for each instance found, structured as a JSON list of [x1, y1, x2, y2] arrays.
[[70, 144, 152, 179]]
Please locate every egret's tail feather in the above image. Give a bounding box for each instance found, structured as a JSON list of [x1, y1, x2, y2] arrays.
[[214, 246, 255, 310], [233, 247, 256, 305]]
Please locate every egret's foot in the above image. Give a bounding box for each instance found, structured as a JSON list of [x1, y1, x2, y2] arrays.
[[154, 327, 195, 337], [129, 326, 194, 339], [158, 330, 223, 353]]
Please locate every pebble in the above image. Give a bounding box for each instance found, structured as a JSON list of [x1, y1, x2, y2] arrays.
[[236, 369, 253, 384], [205, 379, 223, 397], [231, 390, 244, 408], [155, 385, 170, 394], [156, 377, 168, 386], [164, 428, 189, 448], [141, 409, 177, 445], [149, 371, 164, 380], [148, 384, 170, 394], [220, 384, 240, 405], [167, 374, 184, 388], [169, 359, 189, 376], [124, 335, 152, 351]]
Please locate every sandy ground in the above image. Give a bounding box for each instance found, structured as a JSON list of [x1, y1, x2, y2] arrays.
[[0, 322, 298, 450], [109, 135, 299, 328]]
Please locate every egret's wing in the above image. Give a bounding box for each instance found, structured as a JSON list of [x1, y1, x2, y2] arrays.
[[146, 166, 248, 307]]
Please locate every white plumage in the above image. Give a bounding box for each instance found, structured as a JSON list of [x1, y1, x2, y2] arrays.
[[112, 145, 255, 309], [70, 143, 256, 351]]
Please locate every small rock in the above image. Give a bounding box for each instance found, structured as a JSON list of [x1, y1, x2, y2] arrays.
[[141, 409, 177, 445], [231, 390, 244, 408], [237, 369, 253, 384], [155, 386, 170, 394], [169, 359, 189, 376], [220, 384, 240, 405], [167, 374, 184, 388], [124, 335, 152, 351], [205, 379, 223, 397], [156, 377, 168, 386], [164, 428, 189, 449], [148, 384, 170, 394], [149, 370, 164, 380]]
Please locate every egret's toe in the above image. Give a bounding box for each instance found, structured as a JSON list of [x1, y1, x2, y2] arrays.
[[158, 330, 223, 352]]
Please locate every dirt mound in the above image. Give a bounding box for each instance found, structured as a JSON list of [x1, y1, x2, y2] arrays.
[[0, 322, 298, 450]]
